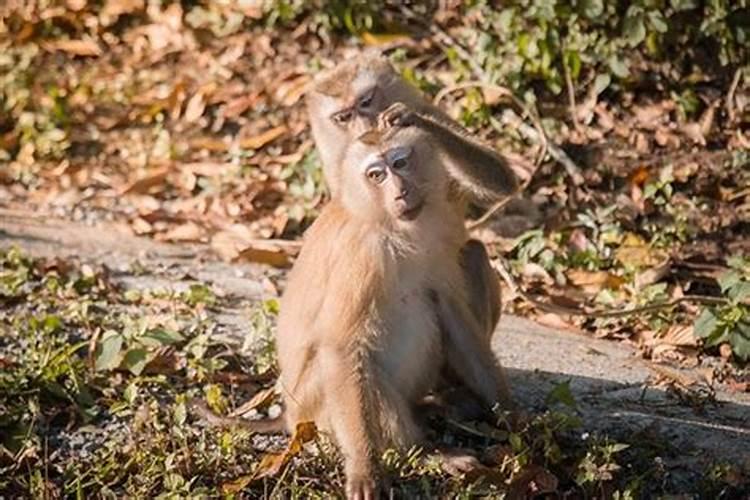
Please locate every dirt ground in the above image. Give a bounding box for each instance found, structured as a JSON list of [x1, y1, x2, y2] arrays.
[[3, 207, 748, 495]]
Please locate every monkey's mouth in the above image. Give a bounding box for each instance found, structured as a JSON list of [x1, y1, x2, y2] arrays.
[[398, 200, 424, 221]]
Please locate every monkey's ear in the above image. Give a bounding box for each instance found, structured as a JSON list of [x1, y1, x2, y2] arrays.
[[358, 129, 384, 145]]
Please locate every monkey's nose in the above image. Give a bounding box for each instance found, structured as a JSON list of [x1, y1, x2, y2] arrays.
[[395, 187, 409, 200]]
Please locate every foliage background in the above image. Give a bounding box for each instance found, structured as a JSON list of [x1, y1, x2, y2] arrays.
[[1, 0, 749, 497]]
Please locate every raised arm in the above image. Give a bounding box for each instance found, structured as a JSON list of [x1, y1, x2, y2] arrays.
[[380, 102, 519, 204]]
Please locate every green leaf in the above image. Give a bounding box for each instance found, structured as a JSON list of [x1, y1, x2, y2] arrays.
[[123, 348, 150, 376], [546, 380, 577, 409], [694, 309, 718, 339], [123, 382, 139, 404], [96, 330, 124, 371], [718, 270, 742, 294], [565, 50, 582, 80], [729, 325, 750, 360], [623, 11, 646, 47], [647, 11, 668, 33], [609, 443, 630, 453], [593, 74, 611, 96], [607, 56, 630, 78], [670, 0, 698, 11], [142, 328, 184, 346], [579, 0, 603, 19], [729, 282, 750, 301]]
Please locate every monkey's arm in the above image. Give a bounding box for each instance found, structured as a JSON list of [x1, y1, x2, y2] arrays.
[[435, 291, 514, 412], [383, 103, 519, 203]]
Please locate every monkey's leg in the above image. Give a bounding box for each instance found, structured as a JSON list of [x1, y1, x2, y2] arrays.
[[459, 239, 501, 339], [319, 348, 379, 500], [436, 295, 515, 412]]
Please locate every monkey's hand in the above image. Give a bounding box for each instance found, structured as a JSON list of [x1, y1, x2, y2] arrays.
[[378, 102, 417, 130]]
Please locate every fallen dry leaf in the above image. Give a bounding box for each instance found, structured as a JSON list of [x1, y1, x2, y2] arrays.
[[183, 91, 207, 123], [211, 228, 296, 267], [508, 464, 559, 497], [229, 387, 278, 418], [162, 221, 204, 242], [239, 126, 288, 150], [253, 421, 317, 480], [566, 269, 625, 293], [236, 245, 290, 268], [119, 167, 170, 195], [274, 75, 311, 107], [42, 39, 102, 57]]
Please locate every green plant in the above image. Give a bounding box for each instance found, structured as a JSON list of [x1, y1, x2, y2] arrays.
[[695, 256, 750, 360]]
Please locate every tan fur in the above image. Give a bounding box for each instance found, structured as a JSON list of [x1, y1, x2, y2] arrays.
[[305, 54, 517, 350], [276, 123, 512, 499]]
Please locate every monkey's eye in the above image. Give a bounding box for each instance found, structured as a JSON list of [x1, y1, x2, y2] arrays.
[[357, 89, 375, 109], [366, 165, 387, 184], [332, 110, 353, 125], [392, 158, 408, 170], [386, 146, 412, 170]]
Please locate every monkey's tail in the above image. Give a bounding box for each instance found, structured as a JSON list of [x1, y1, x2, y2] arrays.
[[189, 398, 287, 434]]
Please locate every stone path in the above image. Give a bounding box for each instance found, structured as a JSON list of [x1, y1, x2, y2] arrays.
[[2, 208, 748, 488]]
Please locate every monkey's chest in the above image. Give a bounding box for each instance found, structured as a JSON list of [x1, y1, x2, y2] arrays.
[[374, 287, 442, 396]]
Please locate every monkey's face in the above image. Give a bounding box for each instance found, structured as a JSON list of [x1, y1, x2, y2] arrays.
[[364, 144, 425, 222], [342, 129, 441, 225], [307, 58, 397, 168]]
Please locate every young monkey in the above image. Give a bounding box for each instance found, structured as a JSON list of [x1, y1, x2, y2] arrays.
[[276, 121, 512, 499], [306, 52, 518, 348]]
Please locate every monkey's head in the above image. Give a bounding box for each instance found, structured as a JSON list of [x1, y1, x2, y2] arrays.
[[306, 52, 419, 194], [339, 125, 447, 227]]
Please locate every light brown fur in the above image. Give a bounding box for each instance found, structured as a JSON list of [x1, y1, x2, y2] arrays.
[[306, 54, 517, 414], [276, 123, 512, 499]]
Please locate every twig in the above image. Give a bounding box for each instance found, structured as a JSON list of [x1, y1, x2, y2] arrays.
[[500, 109, 584, 186], [562, 46, 580, 131], [491, 259, 734, 319], [726, 67, 742, 123]]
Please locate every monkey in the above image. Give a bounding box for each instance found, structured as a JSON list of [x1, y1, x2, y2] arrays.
[[274, 120, 513, 499], [306, 53, 517, 412], [306, 51, 519, 203], [306, 52, 517, 337]]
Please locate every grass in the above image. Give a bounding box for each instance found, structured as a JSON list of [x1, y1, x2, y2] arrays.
[[2, 246, 747, 498]]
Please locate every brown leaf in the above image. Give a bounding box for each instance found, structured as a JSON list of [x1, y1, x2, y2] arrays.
[[239, 126, 287, 150], [253, 422, 317, 480], [719, 343, 734, 360], [481, 444, 514, 466], [119, 167, 169, 195], [727, 379, 749, 393], [360, 32, 413, 46], [274, 75, 311, 107], [102, 0, 144, 22], [183, 91, 207, 123], [211, 229, 295, 267], [162, 221, 204, 242], [220, 474, 254, 494], [508, 464, 559, 497], [236, 245, 290, 268], [229, 387, 278, 418], [43, 39, 102, 57], [566, 269, 624, 293], [130, 217, 153, 235], [66, 0, 87, 11], [535, 313, 579, 332], [190, 137, 229, 152]]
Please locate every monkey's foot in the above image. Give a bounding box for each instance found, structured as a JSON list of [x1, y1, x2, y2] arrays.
[[345, 473, 378, 500]]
